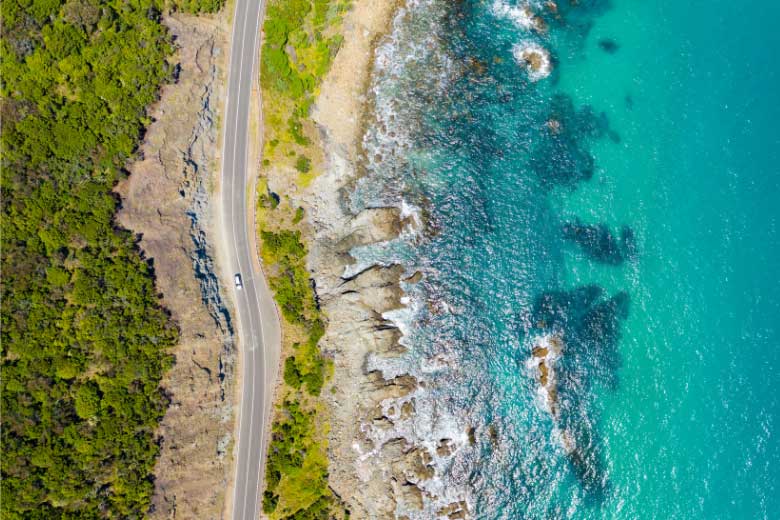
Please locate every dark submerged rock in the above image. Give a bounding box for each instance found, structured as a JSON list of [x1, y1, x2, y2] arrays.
[[598, 38, 619, 54], [562, 218, 636, 265], [530, 94, 621, 190]]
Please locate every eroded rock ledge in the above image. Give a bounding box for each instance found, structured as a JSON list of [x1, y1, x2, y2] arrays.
[[116, 12, 234, 520], [303, 157, 469, 519], [254, 0, 472, 516], [306, 201, 424, 517], [288, 2, 463, 515]]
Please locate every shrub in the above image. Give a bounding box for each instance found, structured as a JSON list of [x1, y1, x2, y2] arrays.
[[293, 206, 305, 224], [171, 0, 224, 14], [295, 155, 312, 173], [283, 356, 302, 388], [263, 400, 332, 517]]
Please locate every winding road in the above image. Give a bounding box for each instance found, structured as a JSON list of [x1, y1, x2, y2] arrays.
[[220, 0, 281, 518]]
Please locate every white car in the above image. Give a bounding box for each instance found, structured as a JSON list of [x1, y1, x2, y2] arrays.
[[234, 273, 243, 290]]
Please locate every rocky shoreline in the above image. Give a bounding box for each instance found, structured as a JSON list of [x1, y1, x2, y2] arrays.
[[257, 0, 477, 516], [300, 1, 466, 518]]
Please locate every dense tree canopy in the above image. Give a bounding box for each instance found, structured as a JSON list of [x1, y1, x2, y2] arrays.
[[0, 0, 211, 515]]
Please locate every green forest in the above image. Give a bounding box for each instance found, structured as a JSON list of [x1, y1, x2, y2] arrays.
[[1, 0, 219, 516]]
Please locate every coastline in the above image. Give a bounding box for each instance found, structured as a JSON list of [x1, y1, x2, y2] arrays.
[[258, 0, 469, 517], [303, 0, 780, 518], [301, 0, 466, 517], [306, 0, 420, 515], [256, 0, 417, 516]]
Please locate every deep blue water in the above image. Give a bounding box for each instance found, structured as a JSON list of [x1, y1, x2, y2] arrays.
[[352, 0, 780, 517]]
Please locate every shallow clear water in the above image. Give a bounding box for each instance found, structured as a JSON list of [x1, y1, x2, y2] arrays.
[[354, 0, 780, 517]]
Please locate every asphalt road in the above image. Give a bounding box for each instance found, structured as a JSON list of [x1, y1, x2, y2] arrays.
[[219, 0, 281, 518]]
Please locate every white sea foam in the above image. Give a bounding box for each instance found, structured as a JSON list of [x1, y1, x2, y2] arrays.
[[341, 235, 416, 279], [525, 332, 563, 412], [355, 374, 470, 508], [384, 301, 417, 339], [491, 0, 538, 30], [353, 0, 456, 220], [512, 41, 552, 81], [347, 1, 474, 515], [358, 283, 471, 517], [420, 351, 456, 373], [400, 199, 424, 237]]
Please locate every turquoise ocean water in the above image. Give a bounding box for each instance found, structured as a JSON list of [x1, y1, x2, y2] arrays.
[[352, 0, 780, 517]]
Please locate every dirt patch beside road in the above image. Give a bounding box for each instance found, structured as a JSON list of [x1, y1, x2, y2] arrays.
[[116, 12, 235, 520]]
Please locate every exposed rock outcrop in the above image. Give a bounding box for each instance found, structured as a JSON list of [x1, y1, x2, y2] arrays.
[[296, 1, 468, 516], [512, 41, 553, 81], [116, 12, 233, 519], [260, 0, 474, 517]]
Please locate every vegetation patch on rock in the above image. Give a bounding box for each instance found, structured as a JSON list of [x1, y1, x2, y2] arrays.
[[257, 2, 351, 518], [258, 204, 338, 518]]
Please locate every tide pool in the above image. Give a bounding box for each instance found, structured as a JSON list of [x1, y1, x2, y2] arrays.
[[355, 0, 780, 517]]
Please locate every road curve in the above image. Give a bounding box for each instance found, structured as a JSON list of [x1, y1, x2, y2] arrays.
[[219, 0, 281, 518]]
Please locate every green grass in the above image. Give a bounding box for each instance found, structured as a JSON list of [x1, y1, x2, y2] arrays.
[[260, 230, 326, 397], [293, 206, 305, 224], [260, 0, 349, 163], [262, 401, 331, 519], [295, 155, 312, 174], [172, 0, 224, 14]]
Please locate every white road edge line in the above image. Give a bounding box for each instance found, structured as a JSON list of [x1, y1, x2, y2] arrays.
[[222, 0, 244, 516], [246, 0, 268, 514], [232, 1, 256, 517], [224, 0, 254, 518]]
